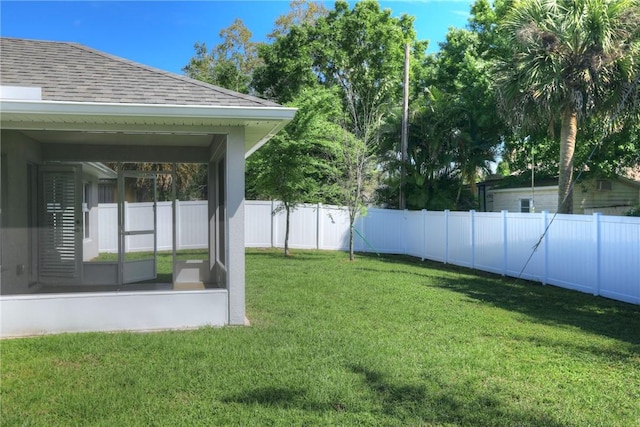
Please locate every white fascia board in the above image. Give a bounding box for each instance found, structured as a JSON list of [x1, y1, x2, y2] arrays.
[[245, 121, 289, 159], [0, 99, 297, 122]]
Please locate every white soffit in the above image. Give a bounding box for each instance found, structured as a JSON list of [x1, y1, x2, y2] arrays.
[[0, 99, 297, 152]]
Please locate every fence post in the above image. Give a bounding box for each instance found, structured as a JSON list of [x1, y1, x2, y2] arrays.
[[593, 212, 601, 296], [271, 200, 276, 248], [317, 203, 322, 250], [542, 211, 549, 285], [404, 209, 409, 255], [175, 200, 180, 251], [421, 209, 427, 261], [502, 210, 508, 276], [444, 209, 450, 264], [470, 210, 476, 270], [123, 201, 129, 253]]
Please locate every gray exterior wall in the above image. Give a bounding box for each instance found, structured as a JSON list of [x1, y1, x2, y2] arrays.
[[1, 130, 42, 294], [487, 179, 640, 215], [577, 179, 640, 215], [489, 186, 558, 213]]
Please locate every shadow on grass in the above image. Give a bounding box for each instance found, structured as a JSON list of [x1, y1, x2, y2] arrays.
[[247, 248, 341, 262], [348, 364, 566, 427], [221, 386, 308, 408], [221, 386, 345, 413], [357, 253, 640, 349], [220, 365, 565, 425]]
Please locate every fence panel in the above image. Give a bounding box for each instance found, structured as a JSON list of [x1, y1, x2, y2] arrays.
[[98, 203, 118, 253], [272, 203, 319, 249], [360, 209, 407, 254], [245, 200, 274, 248], [318, 205, 350, 251], [97, 201, 639, 305], [447, 211, 473, 268], [473, 212, 505, 275], [424, 211, 447, 263], [155, 202, 174, 251], [177, 201, 208, 249], [404, 210, 425, 259], [546, 214, 595, 294], [504, 212, 546, 282], [599, 215, 640, 304]]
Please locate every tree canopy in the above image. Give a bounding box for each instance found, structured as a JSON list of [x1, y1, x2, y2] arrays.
[[184, 0, 640, 219]]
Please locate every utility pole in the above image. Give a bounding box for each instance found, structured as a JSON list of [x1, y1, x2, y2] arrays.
[[399, 42, 410, 210]]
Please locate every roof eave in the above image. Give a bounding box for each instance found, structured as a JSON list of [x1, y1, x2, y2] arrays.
[[0, 99, 297, 153]]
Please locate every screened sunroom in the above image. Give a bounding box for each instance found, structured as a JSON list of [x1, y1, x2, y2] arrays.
[[0, 37, 295, 336]]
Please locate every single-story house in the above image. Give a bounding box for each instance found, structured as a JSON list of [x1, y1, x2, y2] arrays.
[[0, 37, 296, 337], [477, 174, 640, 215]]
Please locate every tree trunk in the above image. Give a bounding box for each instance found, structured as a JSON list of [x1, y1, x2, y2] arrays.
[[284, 202, 290, 257], [558, 109, 578, 214], [349, 215, 355, 261]]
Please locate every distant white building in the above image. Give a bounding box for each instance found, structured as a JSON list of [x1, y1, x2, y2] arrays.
[[477, 175, 640, 215]]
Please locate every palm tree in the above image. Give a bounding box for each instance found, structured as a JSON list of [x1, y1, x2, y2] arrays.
[[496, 0, 640, 213]]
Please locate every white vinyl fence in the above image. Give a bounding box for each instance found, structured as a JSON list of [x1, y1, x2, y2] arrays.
[[98, 200, 640, 305], [98, 201, 208, 253]]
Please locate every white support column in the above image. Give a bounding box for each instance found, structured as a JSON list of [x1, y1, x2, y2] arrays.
[[226, 128, 246, 325]]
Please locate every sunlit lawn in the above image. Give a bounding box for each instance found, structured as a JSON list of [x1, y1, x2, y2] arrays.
[[2, 249, 639, 426]]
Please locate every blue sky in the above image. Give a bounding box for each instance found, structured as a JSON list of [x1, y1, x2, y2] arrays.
[[1, 1, 473, 75]]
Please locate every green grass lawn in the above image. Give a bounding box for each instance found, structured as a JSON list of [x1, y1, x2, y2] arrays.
[[2, 249, 639, 426]]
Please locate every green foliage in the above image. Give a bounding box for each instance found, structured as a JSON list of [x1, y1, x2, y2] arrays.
[[253, 0, 425, 258], [267, 0, 328, 40], [495, 0, 640, 212], [626, 205, 640, 216], [246, 86, 343, 205], [309, 1, 414, 141], [183, 19, 261, 94], [246, 87, 344, 254], [109, 163, 207, 202], [377, 24, 506, 210], [252, 24, 318, 104], [3, 250, 640, 425]]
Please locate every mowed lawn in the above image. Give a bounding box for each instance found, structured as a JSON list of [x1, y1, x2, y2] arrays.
[[1, 249, 639, 426]]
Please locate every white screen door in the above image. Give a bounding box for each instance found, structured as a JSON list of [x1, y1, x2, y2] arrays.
[[118, 172, 157, 284], [39, 165, 82, 284]]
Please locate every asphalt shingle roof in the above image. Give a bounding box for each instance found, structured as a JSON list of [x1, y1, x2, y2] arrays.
[[0, 37, 280, 108]]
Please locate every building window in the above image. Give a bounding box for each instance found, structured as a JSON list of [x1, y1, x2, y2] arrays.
[[520, 199, 532, 213]]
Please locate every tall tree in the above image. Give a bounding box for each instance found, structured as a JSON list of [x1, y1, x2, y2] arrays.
[[267, 0, 328, 39], [313, 0, 418, 260], [246, 87, 343, 256], [496, 0, 640, 213], [254, 0, 422, 260], [183, 19, 261, 94], [377, 23, 506, 210]]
